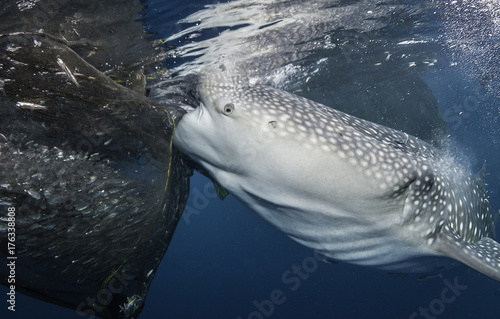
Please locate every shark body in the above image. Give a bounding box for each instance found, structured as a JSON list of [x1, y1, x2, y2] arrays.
[[173, 73, 500, 281]]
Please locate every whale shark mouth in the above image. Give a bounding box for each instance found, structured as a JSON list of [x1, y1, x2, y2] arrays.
[[151, 74, 202, 113], [179, 103, 196, 113]]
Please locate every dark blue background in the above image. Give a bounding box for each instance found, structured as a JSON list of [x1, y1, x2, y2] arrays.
[[2, 0, 500, 318]]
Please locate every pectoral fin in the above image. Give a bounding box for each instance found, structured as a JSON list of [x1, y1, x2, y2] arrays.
[[437, 227, 500, 281]]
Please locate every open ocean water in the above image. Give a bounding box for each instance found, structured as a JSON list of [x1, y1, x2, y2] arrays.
[[1, 0, 500, 318]]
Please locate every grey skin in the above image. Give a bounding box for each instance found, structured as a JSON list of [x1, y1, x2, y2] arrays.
[[173, 72, 500, 281]]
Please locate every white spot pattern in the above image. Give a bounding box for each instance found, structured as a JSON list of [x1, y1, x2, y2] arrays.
[[192, 73, 499, 280]]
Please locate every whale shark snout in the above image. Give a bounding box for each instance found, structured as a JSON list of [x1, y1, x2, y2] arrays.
[[173, 72, 500, 281]]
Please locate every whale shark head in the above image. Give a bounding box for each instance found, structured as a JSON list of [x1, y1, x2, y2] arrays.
[[172, 75, 259, 176], [173, 72, 500, 281]]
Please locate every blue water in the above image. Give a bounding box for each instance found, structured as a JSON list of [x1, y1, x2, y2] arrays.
[[2, 0, 500, 318]]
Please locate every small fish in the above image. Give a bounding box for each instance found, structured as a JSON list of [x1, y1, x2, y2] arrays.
[[415, 274, 443, 282], [16, 101, 47, 110], [56, 57, 80, 87]]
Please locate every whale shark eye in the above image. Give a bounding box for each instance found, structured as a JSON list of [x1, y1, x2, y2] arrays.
[[222, 103, 234, 116]]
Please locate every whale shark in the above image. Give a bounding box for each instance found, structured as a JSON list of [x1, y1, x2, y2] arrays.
[[173, 72, 500, 281]]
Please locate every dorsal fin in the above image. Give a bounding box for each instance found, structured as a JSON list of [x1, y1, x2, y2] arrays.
[[473, 161, 487, 183]]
